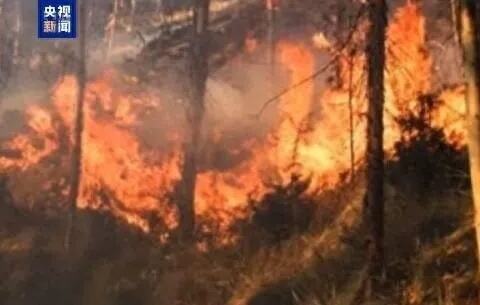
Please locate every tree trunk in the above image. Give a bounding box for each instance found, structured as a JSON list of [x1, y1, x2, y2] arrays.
[[178, 0, 210, 241], [130, 0, 136, 21], [65, 0, 88, 251], [336, 0, 347, 87], [348, 50, 355, 181], [106, 0, 118, 62], [451, 0, 461, 45], [266, 0, 277, 71], [12, 0, 21, 65], [459, 0, 480, 277], [365, 0, 387, 290], [128, 0, 136, 32]]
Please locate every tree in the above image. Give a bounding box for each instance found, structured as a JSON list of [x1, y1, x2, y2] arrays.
[[178, 0, 211, 241], [266, 0, 278, 71], [459, 0, 480, 274], [105, 0, 119, 62], [365, 0, 387, 288], [65, 0, 88, 251], [12, 0, 21, 65]]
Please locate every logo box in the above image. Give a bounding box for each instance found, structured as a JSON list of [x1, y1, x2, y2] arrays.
[[38, 0, 77, 39]]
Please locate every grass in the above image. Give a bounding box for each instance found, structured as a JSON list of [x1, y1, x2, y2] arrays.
[[0, 172, 477, 305]]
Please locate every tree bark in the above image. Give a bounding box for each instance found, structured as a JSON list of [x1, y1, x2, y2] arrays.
[[365, 0, 387, 289], [459, 0, 480, 277], [178, 0, 210, 241], [65, 0, 88, 251]]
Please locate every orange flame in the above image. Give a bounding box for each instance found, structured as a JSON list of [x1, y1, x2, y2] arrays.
[[0, 2, 467, 239]]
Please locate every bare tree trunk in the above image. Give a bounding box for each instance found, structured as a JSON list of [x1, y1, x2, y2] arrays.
[[451, 0, 461, 45], [65, 0, 88, 252], [12, 0, 21, 65], [337, 1, 355, 180], [128, 0, 136, 31], [266, 0, 277, 72], [459, 0, 480, 277], [106, 0, 118, 62], [336, 0, 347, 87], [365, 0, 387, 292], [347, 50, 355, 181], [130, 0, 136, 20], [178, 0, 210, 241]]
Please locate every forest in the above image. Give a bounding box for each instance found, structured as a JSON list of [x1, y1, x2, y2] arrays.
[[0, 0, 479, 304]]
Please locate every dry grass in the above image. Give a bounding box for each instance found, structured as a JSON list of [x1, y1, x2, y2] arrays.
[[227, 180, 365, 305], [0, 178, 477, 305]]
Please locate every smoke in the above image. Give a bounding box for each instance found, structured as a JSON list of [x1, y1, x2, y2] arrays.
[[0, 0, 469, 237]]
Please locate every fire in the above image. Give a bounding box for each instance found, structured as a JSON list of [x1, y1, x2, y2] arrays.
[[384, 2, 465, 146], [1, 72, 181, 230], [0, 105, 59, 170], [194, 42, 316, 228], [436, 86, 467, 145], [0, 2, 467, 238], [386, 2, 432, 104]]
